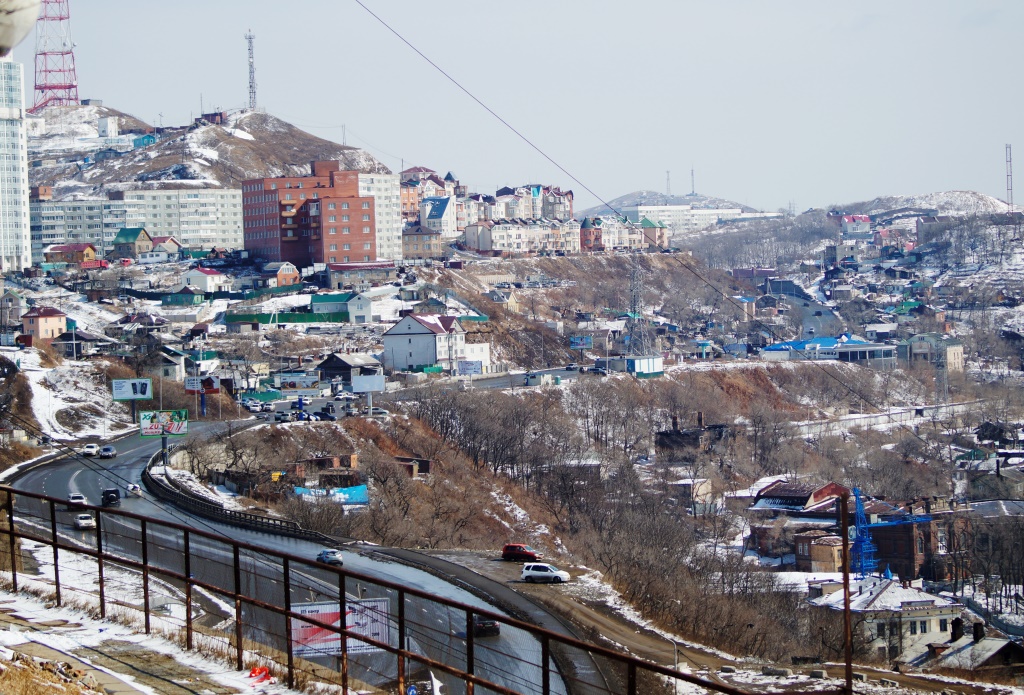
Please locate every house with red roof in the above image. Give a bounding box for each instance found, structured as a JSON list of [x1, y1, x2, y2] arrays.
[[150, 236, 183, 255], [841, 214, 871, 236], [43, 243, 96, 265], [381, 314, 466, 372], [180, 267, 231, 294], [21, 305, 66, 339]]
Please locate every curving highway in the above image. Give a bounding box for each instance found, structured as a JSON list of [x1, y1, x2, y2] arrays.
[[7, 423, 588, 695]]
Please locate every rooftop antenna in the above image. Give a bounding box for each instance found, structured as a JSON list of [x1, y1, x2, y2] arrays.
[[31, 0, 80, 112], [245, 30, 257, 111], [666, 170, 671, 197]]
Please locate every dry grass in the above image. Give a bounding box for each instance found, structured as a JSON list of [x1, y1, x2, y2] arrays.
[[0, 656, 93, 694]]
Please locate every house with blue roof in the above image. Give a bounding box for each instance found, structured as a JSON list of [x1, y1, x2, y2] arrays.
[[761, 334, 896, 369], [420, 196, 458, 240]]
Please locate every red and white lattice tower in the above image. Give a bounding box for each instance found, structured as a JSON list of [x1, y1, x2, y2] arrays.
[[30, 0, 79, 112]]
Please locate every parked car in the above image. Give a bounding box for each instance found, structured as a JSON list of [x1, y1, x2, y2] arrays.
[[246, 403, 262, 413], [316, 549, 344, 566], [80, 443, 100, 457], [318, 412, 338, 421], [73, 513, 96, 530], [294, 411, 312, 421], [66, 492, 87, 508], [521, 563, 570, 584], [291, 399, 306, 410], [814, 310, 823, 316], [591, 368, 608, 376], [344, 407, 360, 417], [472, 614, 500, 637], [274, 412, 295, 423], [565, 363, 578, 371], [99, 445, 117, 459], [502, 544, 541, 562], [261, 403, 276, 412], [364, 407, 388, 416]]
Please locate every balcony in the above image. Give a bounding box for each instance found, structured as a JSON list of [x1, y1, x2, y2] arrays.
[[282, 231, 299, 241]]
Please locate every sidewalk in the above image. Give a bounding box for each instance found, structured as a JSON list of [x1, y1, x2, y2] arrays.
[[0, 592, 296, 694]]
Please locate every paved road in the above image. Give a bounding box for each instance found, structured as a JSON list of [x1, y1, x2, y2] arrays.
[[8, 425, 587, 694], [793, 300, 844, 339]]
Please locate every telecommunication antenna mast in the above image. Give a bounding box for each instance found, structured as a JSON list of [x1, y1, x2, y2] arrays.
[[1006, 144, 1013, 214], [625, 257, 651, 355], [245, 30, 257, 110], [690, 166, 696, 196], [31, 0, 80, 112], [665, 170, 671, 197]]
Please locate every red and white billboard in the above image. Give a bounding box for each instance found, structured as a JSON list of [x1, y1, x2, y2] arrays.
[[184, 376, 220, 394], [291, 598, 390, 657]]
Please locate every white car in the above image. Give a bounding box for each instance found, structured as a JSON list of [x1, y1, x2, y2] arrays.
[[66, 492, 87, 508], [80, 443, 100, 456], [521, 563, 570, 584], [316, 549, 344, 566], [73, 513, 96, 530]]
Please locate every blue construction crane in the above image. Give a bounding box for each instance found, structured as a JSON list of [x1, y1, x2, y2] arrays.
[[850, 488, 932, 579]]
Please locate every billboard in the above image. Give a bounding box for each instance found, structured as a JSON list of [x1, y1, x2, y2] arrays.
[[457, 360, 482, 376], [351, 374, 386, 393], [291, 598, 390, 658], [569, 335, 593, 350], [139, 410, 189, 437], [184, 376, 220, 394], [112, 379, 153, 401]]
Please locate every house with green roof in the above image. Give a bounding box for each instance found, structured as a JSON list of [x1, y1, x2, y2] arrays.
[[310, 292, 376, 324], [110, 227, 154, 259], [639, 217, 668, 249]]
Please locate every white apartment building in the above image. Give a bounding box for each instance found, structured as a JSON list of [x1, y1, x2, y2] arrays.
[[465, 218, 581, 255], [593, 215, 644, 250], [382, 314, 466, 372], [421, 196, 459, 240], [623, 203, 782, 237], [0, 58, 30, 273], [30, 188, 242, 263], [358, 172, 402, 261]]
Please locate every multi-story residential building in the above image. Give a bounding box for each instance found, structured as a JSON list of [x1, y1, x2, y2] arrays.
[[421, 197, 459, 240], [898, 333, 964, 372], [579, 218, 603, 252], [402, 225, 447, 260], [109, 189, 242, 251], [622, 203, 780, 236], [242, 161, 376, 268], [464, 218, 582, 256], [21, 305, 66, 339], [586, 216, 643, 251], [357, 172, 402, 261], [29, 187, 240, 263], [0, 57, 30, 273]]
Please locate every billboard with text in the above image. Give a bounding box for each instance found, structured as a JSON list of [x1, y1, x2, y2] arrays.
[[291, 598, 390, 657], [569, 335, 593, 350], [184, 376, 220, 394], [139, 410, 189, 437], [351, 374, 386, 393]]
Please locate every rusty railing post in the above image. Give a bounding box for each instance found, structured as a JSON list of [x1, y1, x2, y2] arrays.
[[541, 633, 550, 695], [397, 589, 406, 693], [141, 519, 150, 634], [6, 491, 17, 592], [184, 530, 192, 650], [283, 557, 294, 689], [49, 500, 60, 606], [233, 545, 243, 670], [339, 573, 348, 693], [96, 511, 105, 618], [465, 609, 475, 695], [627, 662, 637, 695]]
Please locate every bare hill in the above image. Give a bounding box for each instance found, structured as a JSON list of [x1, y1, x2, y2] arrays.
[[837, 190, 1007, 218], [29, 108, 389, 199], [578, 190, 758, 219]]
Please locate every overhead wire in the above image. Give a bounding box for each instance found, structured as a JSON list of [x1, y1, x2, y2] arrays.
[[349, 0, 944, 447]]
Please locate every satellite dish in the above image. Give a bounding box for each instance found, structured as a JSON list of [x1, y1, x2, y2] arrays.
[[0, 0, 40, 57]]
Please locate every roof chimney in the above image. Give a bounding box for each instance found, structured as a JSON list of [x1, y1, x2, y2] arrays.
[[697, 411, 705, 429], [672, 415, 679, 432], [972, 622, 985, 643], [951, 617, 964, 642]]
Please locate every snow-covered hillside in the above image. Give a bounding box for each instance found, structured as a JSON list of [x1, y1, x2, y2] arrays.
[[842, 190, 1008, 217], [29, 107, 389, 200]]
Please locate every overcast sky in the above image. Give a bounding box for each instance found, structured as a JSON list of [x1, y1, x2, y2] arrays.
[[12, 1, 1024, 211]]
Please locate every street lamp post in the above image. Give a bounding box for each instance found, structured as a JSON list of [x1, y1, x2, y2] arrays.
[[663, 634, 680, 695]]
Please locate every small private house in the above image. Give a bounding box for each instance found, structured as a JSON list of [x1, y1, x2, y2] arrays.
[[110, 227, 154, 259], [43, 242, 96, 265], [21, 305, 67, 339], [402, 225, 446, 260], [150, 236, 183, 255], [261, 261, 300, 288], [326, 261, 399, 289], [898, 333, 965, 372], [310, 292, 376, 323], [809, 577, 962, 665], [0, 290, 25, 327], [381, 314, 466, 371], [315, 353, 382, 388], [181, 267, 231, 294]]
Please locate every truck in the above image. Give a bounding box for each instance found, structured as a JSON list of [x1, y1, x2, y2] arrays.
[[523, 373, 553, 387], [80, 260, 110, 270]]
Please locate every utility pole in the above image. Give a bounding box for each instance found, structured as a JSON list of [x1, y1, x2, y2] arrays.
[[840, 494, 854, 695]]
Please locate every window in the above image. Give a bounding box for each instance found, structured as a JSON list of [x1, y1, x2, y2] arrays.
[[343, 227, 350, 234], [341, 203, 349, 209], [919, 620, 928, 634], [329, 227, 336, 234], [917, 537, 924, 553], [328, 216, 336, 222], [328, 203, 336, 210], [363, 226, 371, 233], [342, 215, 349, 221], [939, 619, 948, 632], [877, 622, 886, 638], [329, 244, 337, 251], [342, 243, 350, 250], [364, 242, 371, 249], [909, 621, 917, 635], [329, 256, 336, 262], [362, 202, 370, 209], [362, 214, 370, 221]]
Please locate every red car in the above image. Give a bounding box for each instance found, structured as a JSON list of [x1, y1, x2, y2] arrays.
[[502, 544, 541, 562]]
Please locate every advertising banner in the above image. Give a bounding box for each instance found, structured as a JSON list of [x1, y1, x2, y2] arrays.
[[456, 360, 482, 376], [291, 598, 390, 657], [112, 378, 153, 401], [350, 374, 386, 393], [569, 335, 593, 350], [184, 375, 220, 394], [139, 410, 189, 437]]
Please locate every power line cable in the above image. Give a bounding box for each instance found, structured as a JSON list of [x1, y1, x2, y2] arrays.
[[349, 0, 945, 446]]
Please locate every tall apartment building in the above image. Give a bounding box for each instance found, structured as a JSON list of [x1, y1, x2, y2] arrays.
[[465, 218, 581, 255], [357, 172, 402, 261], [109, 189, 242, 250], [29, 188, 242, 263], [622, 203, 781, 236], [242, 161, 376, 268], [0, 58, 30, 273]]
